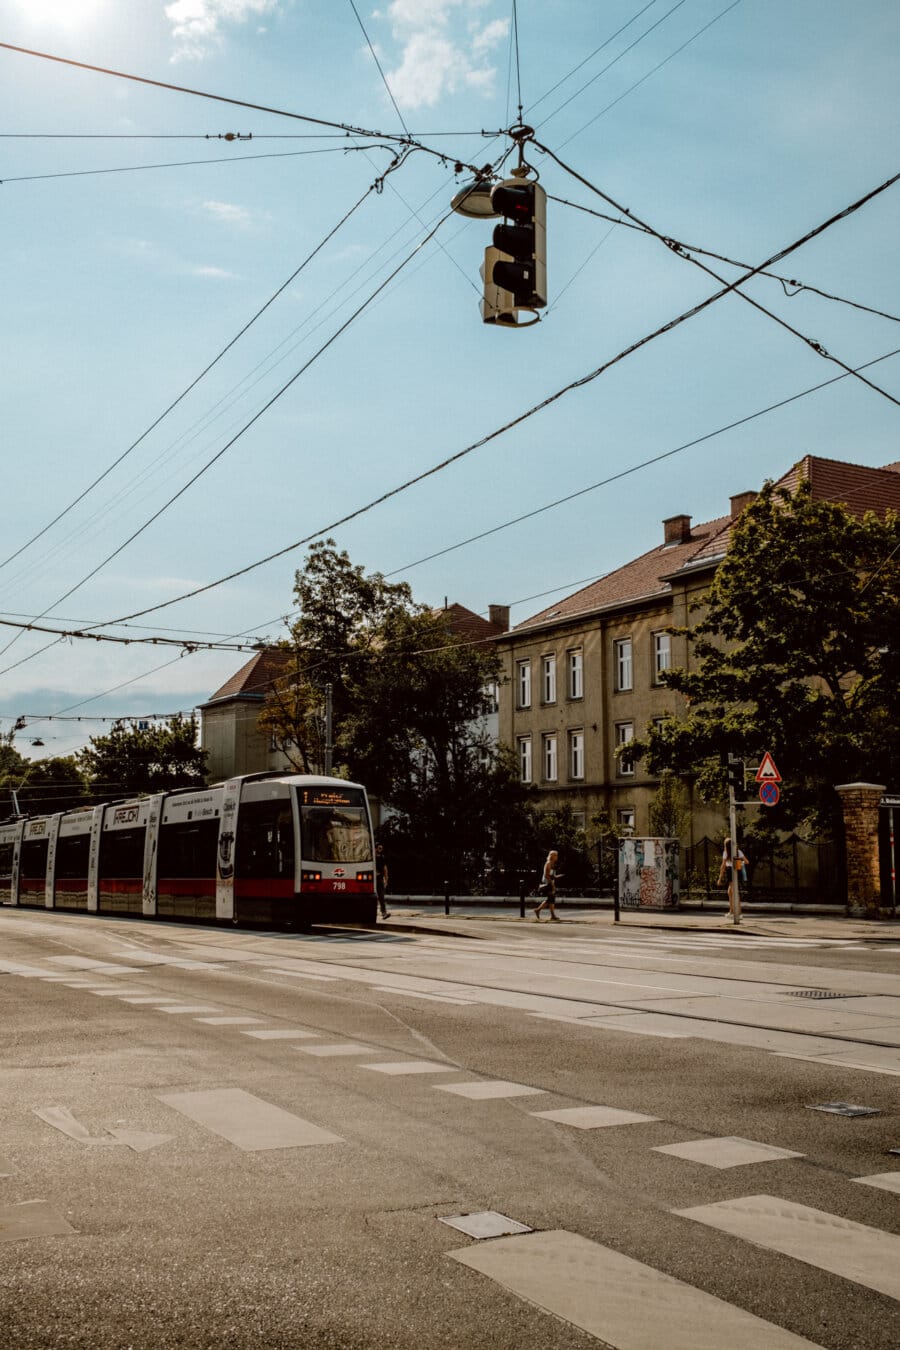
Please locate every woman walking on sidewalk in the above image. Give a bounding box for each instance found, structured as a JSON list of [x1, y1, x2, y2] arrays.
[[535, 849, 561, 921], [717, 836, 748, 915]]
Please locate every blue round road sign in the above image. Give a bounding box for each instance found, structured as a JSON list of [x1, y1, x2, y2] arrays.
[[760, 781, 780, 806]]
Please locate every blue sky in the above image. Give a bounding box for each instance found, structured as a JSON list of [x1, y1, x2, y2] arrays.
[[1, 0, 898, 763]]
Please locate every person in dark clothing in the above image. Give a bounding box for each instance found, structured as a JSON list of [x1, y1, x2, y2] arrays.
[[375, 843, 390, 919]]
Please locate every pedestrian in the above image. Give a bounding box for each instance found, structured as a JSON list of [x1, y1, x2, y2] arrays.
[[534, 849, 561, 921], [374, 843, 390, 919], [717, 836, 748, 915]]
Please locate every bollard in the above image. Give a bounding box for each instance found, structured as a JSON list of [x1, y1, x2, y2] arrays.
[[614, 879, 620, 924], [444, 881, 450, 916], [519, 874, 526, 919]]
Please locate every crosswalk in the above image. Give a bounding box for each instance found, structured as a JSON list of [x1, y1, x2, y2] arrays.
[[4, 952, 899, 1348]]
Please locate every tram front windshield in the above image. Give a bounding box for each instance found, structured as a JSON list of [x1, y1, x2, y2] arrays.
[[298, 793, 371, 864]]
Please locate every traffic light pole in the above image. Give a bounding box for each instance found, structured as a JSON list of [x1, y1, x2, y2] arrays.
[[728, 782, 742, 926]]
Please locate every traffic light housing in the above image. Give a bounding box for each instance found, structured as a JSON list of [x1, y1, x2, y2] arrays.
[[726, 756, 745, 795], [481, 177, 546, 325]]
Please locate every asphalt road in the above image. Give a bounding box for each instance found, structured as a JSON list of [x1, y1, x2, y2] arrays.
[[1, 907, 898, 1349]]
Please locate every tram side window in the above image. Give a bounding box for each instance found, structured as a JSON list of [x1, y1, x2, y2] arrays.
[[0, 841, 13, 879], [19, 838, 49, 878], [158, 819, 220, 879], [235, 802, 295, 879], [100, 827, 146, 879], [56, 833, 92, 880], [301, 807, 370, 863]]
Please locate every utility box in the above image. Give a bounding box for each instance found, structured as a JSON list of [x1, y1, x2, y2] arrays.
[[618, 837, 679, 910]]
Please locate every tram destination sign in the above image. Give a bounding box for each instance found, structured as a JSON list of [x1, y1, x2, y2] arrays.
[[301, 787, 366, 808]]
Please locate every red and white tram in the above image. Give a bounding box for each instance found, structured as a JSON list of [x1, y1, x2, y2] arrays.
[[0, 772, 377, 928]]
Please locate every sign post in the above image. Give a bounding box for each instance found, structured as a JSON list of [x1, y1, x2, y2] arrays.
[[727, 754, 742, 926]]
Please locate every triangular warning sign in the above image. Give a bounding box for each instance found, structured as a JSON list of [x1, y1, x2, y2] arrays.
[[756, 751, 781, 783]]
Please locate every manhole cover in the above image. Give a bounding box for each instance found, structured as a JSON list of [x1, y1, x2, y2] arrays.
[[784, 989, 858, 999], [806, 1102, 879, 1118]]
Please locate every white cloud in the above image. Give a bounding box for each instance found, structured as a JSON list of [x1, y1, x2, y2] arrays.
[[190, 264, 237, 279], [164, 0, 280, 62], [376, 1, 508, 110], [201, 199, 257, 229]]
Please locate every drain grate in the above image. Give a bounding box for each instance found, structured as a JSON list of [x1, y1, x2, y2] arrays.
[[784, 989, 858, 1000]]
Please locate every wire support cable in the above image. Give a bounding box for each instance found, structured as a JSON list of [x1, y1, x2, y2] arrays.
[[0, 145, 359, 185], [0, 615, 267, 654]]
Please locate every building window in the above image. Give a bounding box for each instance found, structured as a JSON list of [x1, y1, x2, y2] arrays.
[[572, 811, 586, 833], [516, 660, 532, 709], [568, 648, 583, 699], [484, 680, 499, 714], [651, 716, 667, 736], [617, 808, 635, 834], [541, 654, 556, 704], [615, 721, 635, 776], [614, 638, 632, 691], [569, 729, 584, 780], [542, 733, 558, 782], [653, 632, 671, 683], [518, 736, 532, 783]]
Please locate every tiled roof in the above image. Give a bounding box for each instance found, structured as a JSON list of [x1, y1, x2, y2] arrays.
[[514, 515, 731, 633], [203, 647, 294, 704], [687, 454, 900, 565], [435, 602, 507, 643], [514, 455, 900, 634]]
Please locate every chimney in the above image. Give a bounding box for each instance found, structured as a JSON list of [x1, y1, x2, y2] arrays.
[[488, 604, 510, 631], [663, 514, 692, 545], [730, 491, 757, 519]]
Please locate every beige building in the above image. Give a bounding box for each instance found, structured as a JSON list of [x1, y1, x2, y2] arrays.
[[497, 454, 900, 845], [198, 648, 294, 783]]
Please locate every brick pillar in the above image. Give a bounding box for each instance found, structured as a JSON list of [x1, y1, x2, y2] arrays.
[[835, 783, 885, 917]]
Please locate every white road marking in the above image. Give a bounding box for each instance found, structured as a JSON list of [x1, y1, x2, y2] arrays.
[[263, 968, 337, 981], [89, 988, 148, 997], [241, 1029, 320, 1040], [434, 1081, 544, 1100], [0, 1200, 77, 1244], [532, 1106, 659, 1129], [653, 1137, 804, 1168], [298, 1043, 378, 1057], [851, 1172, 900, 1195], [119, 996, 184, 1004], [156, 1005, 221, 1014], [448, 1229, 823, 1349], [361, 1061, 458, 1076], [675, 1194, 900, 1300], [372, 986, 474, 1004], [194, 1016, 266, 1026], [157, 1087, 343, 1151]]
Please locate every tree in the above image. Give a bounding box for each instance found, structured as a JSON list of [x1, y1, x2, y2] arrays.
[[648, 771, 690, 840], [262, 541, 534, 890], [0, 729, 28, 816], [77, 715, 207, 797], [638, 479, 900, 841]]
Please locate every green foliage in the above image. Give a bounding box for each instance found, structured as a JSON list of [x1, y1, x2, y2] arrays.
[[1, 733, 87, 817], [648, 771, 690, 839], [77, 715, 207, 797], [264, 540, 534, 889], [637, 480, 900, 837]]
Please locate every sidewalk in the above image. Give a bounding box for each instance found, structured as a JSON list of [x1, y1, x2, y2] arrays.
[[378, 900, 900, 944]]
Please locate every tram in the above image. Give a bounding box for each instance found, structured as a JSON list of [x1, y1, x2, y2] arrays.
[[0, 772, 377, 927]]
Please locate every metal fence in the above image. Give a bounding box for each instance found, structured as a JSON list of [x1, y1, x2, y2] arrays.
[[683, 834, 844, 906]]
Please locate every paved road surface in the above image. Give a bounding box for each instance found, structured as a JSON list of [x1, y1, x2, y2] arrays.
[[1, 906, 898, 1348]]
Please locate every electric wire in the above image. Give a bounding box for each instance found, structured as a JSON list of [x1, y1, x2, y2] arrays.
[[0, 169, 393, 579], [347, 0, 411, 137], [0, 145, 353, 185], [0, 206, 458, 676], [525, 0, 660, 115], [534, 140, 900, 408], [92, 170, 900, 633], [534, 0, 690, 130], [557, 0, 744, 147], [383, 348, 900, 577], [548, 193, 900, 326]]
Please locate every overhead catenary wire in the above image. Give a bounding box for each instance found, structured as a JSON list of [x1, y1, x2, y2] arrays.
[[347, 0, 411, 138], [0, 145, 359, 186]]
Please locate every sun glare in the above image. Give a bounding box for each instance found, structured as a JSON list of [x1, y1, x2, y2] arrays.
[[18, 0, 105, 28]]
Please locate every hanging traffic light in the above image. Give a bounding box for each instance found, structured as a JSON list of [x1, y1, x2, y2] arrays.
[[480, 176, 546, 326]]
